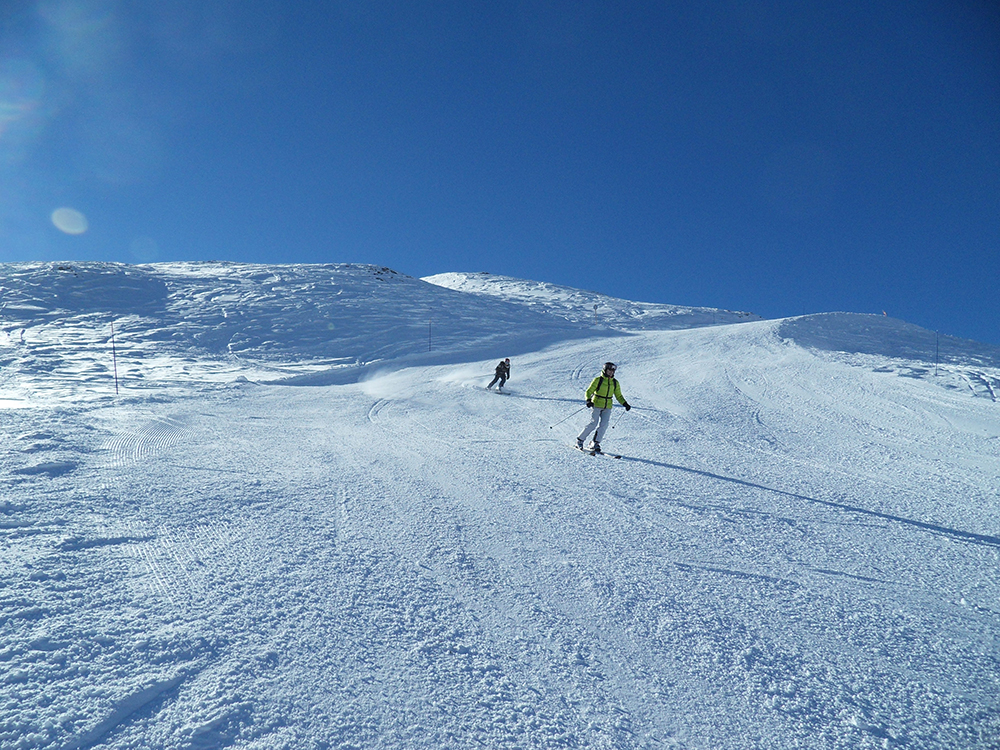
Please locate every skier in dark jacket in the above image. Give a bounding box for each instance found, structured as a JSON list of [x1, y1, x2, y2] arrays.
[[487, 358, 510, 392], [577, 362, 630, 453]]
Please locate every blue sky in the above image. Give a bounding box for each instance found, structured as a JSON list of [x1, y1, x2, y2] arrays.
[[2, 1, 998, 345]]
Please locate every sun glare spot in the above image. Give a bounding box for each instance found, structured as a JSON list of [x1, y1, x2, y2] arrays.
[[51, 207, 89, 235]]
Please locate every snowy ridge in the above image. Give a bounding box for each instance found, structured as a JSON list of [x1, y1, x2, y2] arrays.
[[779, 313, 1000, 404], [2, 262, 999, 749], [423, 271, 761, 330], [779, 312, 1000, 368]]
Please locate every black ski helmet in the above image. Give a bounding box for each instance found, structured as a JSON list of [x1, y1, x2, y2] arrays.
[[603, 362, 617, 373]]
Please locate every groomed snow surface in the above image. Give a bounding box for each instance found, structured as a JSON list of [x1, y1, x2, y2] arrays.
[[2, 262, 999, 750]]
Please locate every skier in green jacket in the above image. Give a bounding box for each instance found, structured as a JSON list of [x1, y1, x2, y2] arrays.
[[576, 362, 630, 453]]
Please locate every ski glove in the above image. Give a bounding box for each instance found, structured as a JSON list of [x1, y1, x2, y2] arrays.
[[586, 399, 593, 408], [624, 402, 631, 411]]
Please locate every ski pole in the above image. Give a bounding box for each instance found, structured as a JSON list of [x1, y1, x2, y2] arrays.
[[549, 406, 587, 429], [611, 408, 628, 429]]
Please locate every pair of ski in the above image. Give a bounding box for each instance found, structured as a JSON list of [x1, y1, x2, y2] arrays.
[[573, 444, 623, 459]]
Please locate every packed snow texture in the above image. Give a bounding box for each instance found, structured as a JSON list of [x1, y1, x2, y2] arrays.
[[1, 262, 998, 750]]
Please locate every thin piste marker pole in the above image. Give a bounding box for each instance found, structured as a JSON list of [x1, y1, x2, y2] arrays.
[[111, 321, 119, 395]]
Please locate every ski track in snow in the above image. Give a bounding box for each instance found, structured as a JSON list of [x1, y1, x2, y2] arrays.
[[2, 262, 999, 749]]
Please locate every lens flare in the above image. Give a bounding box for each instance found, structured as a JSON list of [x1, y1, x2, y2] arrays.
[[0, 59, 45, 148], [51, 207, 89, 234], [37, 0, 118, 75], [130, 236, 159, 262]]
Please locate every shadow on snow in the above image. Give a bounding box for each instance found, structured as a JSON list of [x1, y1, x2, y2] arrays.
[[624, 455, 1000, 550]]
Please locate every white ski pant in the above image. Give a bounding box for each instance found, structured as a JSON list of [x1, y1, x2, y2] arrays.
[[578, 407, 612, 445]]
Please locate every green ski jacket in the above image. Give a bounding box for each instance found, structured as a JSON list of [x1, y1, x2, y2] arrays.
[[585, 375, 626, 410]]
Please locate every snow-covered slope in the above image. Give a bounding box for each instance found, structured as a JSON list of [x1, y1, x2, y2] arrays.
[[2, 262, 998, 750], [0, 262, 588, 401]]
